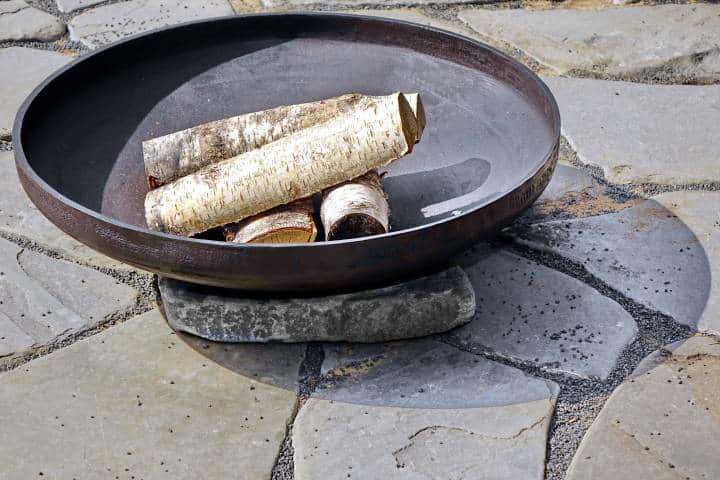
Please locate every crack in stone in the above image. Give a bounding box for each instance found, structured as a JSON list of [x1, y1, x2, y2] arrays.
[[0, 3, 30, 16], [392, 413, 549, 469], [610, 423, 695, 480]]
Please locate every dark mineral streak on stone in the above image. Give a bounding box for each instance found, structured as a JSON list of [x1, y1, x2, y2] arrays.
[[159, 267, 475, 343]]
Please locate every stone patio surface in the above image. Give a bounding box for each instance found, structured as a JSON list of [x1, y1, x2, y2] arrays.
[[0, 1, 718, 479]]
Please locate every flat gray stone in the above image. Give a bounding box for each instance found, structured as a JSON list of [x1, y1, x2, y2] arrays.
[[295, 340, 558, 479], [69, 0, 235, 49], [0, 0, 65, 42], [0, 48, 70, 140], [543, 77, 720, 185], [0, 309, 303, 479], [447, 245, 637, 379], [514, 191, 720, 335], [567, 334, 720, 480], [0, 152, 135, 270], [0, 237, 137, 361], [160, 267, 475, 343], [459, 5, 720, 82]]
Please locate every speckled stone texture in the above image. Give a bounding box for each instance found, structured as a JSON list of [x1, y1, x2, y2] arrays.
[[448, 244, 637, 379], [160, 267, 475, 342], [0, 0, 65, 42], [459, 5, 720, 82], [567, 335, 720, 480], [295, 340, 558, 480], [0, 48, 70, 141], [515, 191, 720, 335], [68, 0, 234, 49], [0, 237, 137, 362], [0, 309, 304, 479]]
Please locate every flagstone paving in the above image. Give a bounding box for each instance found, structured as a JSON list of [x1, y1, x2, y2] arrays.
[[567, 334, 720, 480], [515, 191, 720, 335], [0, 0, 65, 42], [543, 77, 720, 185], [0, 236, 137, 363], [447, 244, 637, 380], [459, 5, 720, 83], [295, 340, 558, 480], [69, 0, 234, 49], [0, 2, 719, 480], [0, 47, 71, 141], [0, 309, 304, 479]]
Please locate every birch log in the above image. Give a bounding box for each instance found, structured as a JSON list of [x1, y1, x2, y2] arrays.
[[321, 171, 388, 240], [145, 92, 419, 237], [319, 93, 426, 240], [143, 93, 372, 188], [223, 198, 316, 244]]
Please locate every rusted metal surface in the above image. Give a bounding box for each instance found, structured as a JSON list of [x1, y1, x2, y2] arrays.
[[13, 13, 560, 292]]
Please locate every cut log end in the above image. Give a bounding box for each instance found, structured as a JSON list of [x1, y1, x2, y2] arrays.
[[321, 170, 389, 241], [223, 198, 317, 244], [326, 213, 387, 240]]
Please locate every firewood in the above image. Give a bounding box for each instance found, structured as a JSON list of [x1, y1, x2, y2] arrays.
[[142, 93, 371, 188], [223, 197, 316, 244], [321, 171, 388, 240], [319, 93, 426, 240], [144, 92, 419, 237]]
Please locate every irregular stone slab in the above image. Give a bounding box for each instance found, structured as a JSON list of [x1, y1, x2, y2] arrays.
[[0, 237, 137, 361], [69, 0, 235, 49], [459, 5, 720, 82], [160, 267, 475, 343], [0, 152, 135, 270], [0, 0, 65, 42], [295, 340, 558, 479], [542, 77, 720, 185], [0, 48, 70, 140], [447, 245, 637, 379], [515, 191, 720, 334], [567, 335, 720, 480], [0, 310, 303, 479]]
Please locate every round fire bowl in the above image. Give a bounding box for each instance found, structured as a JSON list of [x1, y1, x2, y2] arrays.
[[14, 13, 559, 292]]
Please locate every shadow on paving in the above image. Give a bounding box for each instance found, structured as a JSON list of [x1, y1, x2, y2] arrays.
[[175, 197, 711, 409]]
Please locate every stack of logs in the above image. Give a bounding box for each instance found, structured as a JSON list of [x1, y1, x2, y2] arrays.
[[143, 92, 425, 243]]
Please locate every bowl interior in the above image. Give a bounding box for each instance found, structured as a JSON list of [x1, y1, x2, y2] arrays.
[[19, 15, 556, 235]]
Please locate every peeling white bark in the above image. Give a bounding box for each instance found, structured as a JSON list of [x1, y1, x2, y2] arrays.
[[145, 93, 419, 237]]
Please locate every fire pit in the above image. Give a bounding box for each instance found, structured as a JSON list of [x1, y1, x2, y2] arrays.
[[13, 13, 559, 292]]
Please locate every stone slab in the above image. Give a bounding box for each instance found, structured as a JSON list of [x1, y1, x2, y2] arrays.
[[459, 5, 720, 82], [0, 309, 303, 479], [542, 77, 720, 185], [295, 340, 558, 479], [515, 191, 720, 335], [0, 152, 136, 270], [160, 267, 475, 343], [0, 0, 65, 42], [0, 48, 71, 140], [0, 237, 137, 361], [68, 0, 235, 49], [567, 334, 720, 480], [448, 245, 637, 380]]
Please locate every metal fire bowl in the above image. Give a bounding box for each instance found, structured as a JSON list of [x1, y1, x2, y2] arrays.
[[13, 13, 560, 292]]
